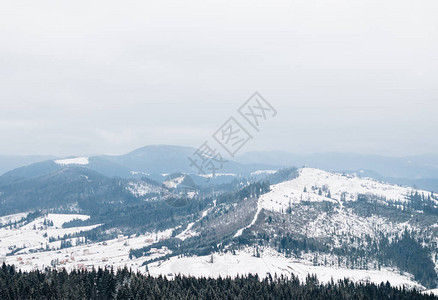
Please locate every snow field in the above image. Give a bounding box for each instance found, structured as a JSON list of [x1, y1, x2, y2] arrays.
[[54, 157, 89, 166]]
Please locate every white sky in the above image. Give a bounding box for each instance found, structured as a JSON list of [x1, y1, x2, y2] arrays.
[[0, 0, 437, 156]]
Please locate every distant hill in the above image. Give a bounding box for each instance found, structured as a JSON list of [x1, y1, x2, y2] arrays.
[[2, 146, 438, 191], [0, 145, 275, 181], [0, 155, 56, 176], [0, 166, 138, 215]]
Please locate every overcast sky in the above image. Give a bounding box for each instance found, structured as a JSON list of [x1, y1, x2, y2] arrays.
[[0, 0, 437, 157]]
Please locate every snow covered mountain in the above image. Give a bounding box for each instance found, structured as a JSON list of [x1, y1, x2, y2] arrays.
[[2, 145, 437, 192], [258, 168, 434, 211], [0, 145, 275, 184], [1, 166, 438, 290], [142, 168, 438, 289]]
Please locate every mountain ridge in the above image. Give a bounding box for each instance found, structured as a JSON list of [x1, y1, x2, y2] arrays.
[[1, 145, 438, 192]]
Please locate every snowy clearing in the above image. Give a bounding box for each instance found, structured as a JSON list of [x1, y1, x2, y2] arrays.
[[251, 170, 277, 176], [0, 213, 28, 226], [163, 176, 185, 189], [198, 173, 237, 178], [126, 182, 162, 197], [147, 248, 422, 290], [55, 157, 89, 166], [0, 214, 96, 257]]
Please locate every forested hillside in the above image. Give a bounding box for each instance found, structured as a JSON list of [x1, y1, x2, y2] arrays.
[[0, 264, 435, 300]]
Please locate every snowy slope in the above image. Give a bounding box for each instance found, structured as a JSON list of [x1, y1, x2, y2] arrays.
[[198, 173, 237, 178], [2, 167, 436, 290], [55, 157, 89, 166], [20, 213, 90, 230], [126, 182, 162, 197], [0, 213, 27, 226], [237, 168, 428, 238], [424, 288, 438, 296], [4, 229, 174, 273], [147, 248, 422, 290], [0, 212, 175, 272], [259, 168, 434, 213], [163, 175, 185, 189], [0, 214, 98, 256], [250, 170, 277, 176]]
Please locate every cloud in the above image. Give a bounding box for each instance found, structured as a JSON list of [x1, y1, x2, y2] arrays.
[[0, 0, 437, 156], [94, 128, 136, 145]]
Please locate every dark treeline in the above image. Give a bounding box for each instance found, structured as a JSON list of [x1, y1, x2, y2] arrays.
[[0, 264, 436, 300]]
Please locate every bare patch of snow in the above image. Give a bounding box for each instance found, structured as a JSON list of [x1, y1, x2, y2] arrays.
[[251, 170, 277, 176], [130, 171, 150, 176], [198, 173, 237, 178], [163, 176, 185, 189], [0, 213, 28, 226], [126, 182, 161, 197], [147, 248, 422, 290], [55, 157, 89, 166]]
